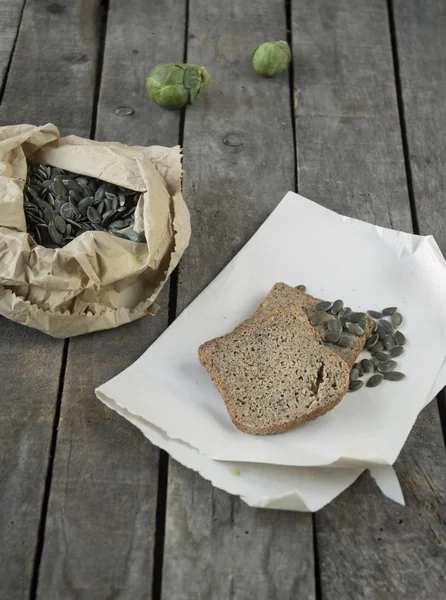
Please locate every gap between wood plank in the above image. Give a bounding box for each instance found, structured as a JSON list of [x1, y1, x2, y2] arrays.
[[0, 0, 26, 104], [387, 0, 446, 449], [285, 0, 298, 193], [29, 1, 110, 597], [29, 339, 69, 599], [151, 2, 190, 598]]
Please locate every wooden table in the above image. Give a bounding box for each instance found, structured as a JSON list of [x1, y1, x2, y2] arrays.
[[1, 1, 445, 598]]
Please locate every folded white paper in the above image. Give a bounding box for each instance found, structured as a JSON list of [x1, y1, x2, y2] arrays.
[[97, 193, 446, 510]]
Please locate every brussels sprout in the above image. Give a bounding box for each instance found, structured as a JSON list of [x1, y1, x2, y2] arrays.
[[146, 63, 211, 110], [252, 41, 291, 77]]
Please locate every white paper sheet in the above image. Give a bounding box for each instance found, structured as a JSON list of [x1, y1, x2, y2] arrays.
[[96, 192, 446, 510]]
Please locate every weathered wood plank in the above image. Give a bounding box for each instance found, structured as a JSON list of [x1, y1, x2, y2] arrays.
[[0, 1, 101, 598], [392, 0, 446, 257], [36, 1, 185, 597], [162, 1, 315, 598], [292, 0, 446, 597], [0, 0, 24, 91]]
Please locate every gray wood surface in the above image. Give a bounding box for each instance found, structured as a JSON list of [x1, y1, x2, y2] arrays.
[[0, 0, 24, 91], [0, 1, 101, 598], [36, 1, 186, 598], [161, 1, 315, 598], [292, 1, 446, 598], [393, 0, 446, 251]]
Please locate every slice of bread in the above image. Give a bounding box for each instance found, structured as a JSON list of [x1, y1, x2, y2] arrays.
[[199, 304, 350, 435], [237, 283, 373, 368]]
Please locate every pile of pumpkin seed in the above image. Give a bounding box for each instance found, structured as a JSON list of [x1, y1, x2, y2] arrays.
[[23, 162, 146, 248], [295, 285, 406, 392]]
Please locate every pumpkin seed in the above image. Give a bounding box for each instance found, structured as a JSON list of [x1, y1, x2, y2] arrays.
[[345, 322, 364, 336], [372, 320, 378, 333], [328, 319, 343, 334], [349, 312, 367, 323], [124, 230, 146, 243], [376, 324, 387, 340], [389, 346, 404, 358], [350, 368, 360, 381], [118, 193, 126, 207], [383, 335, 395, 350], [378, 360, 397, 373], [331, 299, 344, 314], [325, 332, 341, 344], [296, 285, 306, 292], [310, 312, 332, 326], [53, 179, 66, 196], [87, 206, 101, 224], [337, 336, 354, 348], [373, 351, 390, 361], [366, 374, 383, 387], [349, 380, 364, 392], [357, 364, 364, 377], [382, 307, 397, 316], [54, 214, 66, 233], [365, 333, 379, 350], [358, 316, 368, 331], [63, 179, 84, 193], [339, 307, 352, 318], [379, 319, 394, 334], [367, 310, 382, 319], [94, 184, 106, 203], [394, 331, 406, 346], [384, 371, 405, 381], [313, 301, 333, 313], [78, 196, 94, 215], [391, 312, 403, 327], [48, 221, 63, 245], [60, 203, 75, 219], [361, 359, 374, 373], [371, 357, 380, 370]]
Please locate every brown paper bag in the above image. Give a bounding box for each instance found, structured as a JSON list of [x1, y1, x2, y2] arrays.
[[0, 123, 191, 337]]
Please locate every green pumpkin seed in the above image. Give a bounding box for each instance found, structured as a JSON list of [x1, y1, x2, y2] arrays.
[[125, 230, 146, 243], [391, 312, 403, 327], [331, 299, 344, 314], [310, 312, 332, 326], [376, 324, 386, 340], [379, 319, 394, 334], [367, 310, 382, 319], [358, 317, 368, 331], [48, 221, 63, 245], [328, 319, 343, 334], [339, 307, 352, 318], [378, 360, 397, 373], [373, 351, 390, 361], [389, 346, 404, 358], [350, 368, 360, 381], [296, 285, 306, 292], [349, 312, 367, 323], [349, 380, 364, 392], [371, 357, 379, 370], [109, 219, 128, 230], [372, 320, 378, 333], [54, 214, 66, 233], [357, 364, 364, 377], [365, 333, 379, 349], [87, 206, 101, 224], [361, 359, 374, 373], [313, 301, 333, 313], [382, 307, 397, 316], [60, 203, 75, 219], [78, 196, 94, 215], [345, 322, 364, 336], [367, 374, 383, 387], [337, 336, 354, 348], [63, 179, 84, 193], [53, 179, 66, 196], [325, 332, 341, 344], [384, 371, 405, 381], [383, 335, 395, 350], [94, 184, 106, 203], [394, 331, 406, 346]]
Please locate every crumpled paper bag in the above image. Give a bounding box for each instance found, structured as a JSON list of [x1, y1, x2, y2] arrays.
[[0, 123, 191, 337]]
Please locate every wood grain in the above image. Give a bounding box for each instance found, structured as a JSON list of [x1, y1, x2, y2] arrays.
[[392, 0, 446, 251], [292, 0, 446, 597], [0, 0, 24, 92], [36, 1, 185, 598], [161, 1, 315, 598], [0, 1, 101, 597]]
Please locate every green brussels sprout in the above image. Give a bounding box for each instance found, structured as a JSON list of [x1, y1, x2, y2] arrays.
[[252, 41, 291, 77], [146, 63, 211, 110]]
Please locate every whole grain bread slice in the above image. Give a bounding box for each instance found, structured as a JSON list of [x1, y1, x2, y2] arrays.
[[237, 283, 373, 368], [199, 303, 350, 435]]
